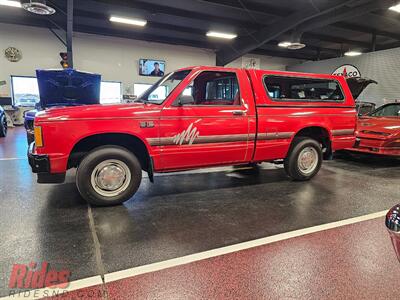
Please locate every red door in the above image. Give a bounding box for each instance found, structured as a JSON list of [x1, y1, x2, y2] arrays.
[[157, 69, 255, 171]]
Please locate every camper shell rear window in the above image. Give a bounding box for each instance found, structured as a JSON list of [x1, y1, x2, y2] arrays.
[[264, 75, 345, 102]]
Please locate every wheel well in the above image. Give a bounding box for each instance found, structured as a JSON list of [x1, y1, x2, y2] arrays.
[[294, 127, 332, 159], [68, 133, 150, 171]]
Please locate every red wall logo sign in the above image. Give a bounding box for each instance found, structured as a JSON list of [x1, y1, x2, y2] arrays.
[[332, 65, 361, 78]]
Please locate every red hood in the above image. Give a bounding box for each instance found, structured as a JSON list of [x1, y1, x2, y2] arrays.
[[357, 116, 400, 136], [34, 102, 162, 123]]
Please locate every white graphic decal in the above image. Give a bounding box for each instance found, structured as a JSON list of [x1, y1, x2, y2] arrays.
[[173, 123, 200, 145]]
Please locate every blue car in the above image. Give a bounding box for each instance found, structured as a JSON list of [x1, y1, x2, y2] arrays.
[[24, 69, 101, 145]]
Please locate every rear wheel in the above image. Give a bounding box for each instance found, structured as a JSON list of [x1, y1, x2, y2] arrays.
[[76, 146, 142, 206], [284, 137, 322, 181], [0, 114, 7, 137]]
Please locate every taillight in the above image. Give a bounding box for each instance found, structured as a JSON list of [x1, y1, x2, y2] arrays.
[[34, 126, 43, 147]]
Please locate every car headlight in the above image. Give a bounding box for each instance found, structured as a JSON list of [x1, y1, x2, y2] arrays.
[[386, 139, 400, 148], [34, 126, 43, 147]]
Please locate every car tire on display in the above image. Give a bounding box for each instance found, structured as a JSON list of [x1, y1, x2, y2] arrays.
[[0, 113, 7, 137], [76, 146, 142, 206], [284, 137, 322, 181]]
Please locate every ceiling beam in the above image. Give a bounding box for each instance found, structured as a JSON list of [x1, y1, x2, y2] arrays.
[[250, 49, 314, 61], [303, 32, 372, 48], [215, 0, 363, 66], [264, 40, 340, 55], [334, 21, 400, 41], [70, 0, 264, 36], [293, 0, 395, 34], [76, 0, 275, 27]]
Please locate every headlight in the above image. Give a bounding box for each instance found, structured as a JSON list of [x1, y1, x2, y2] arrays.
[[361, 130, 391, 136], [34, 126, 43, 147], [386, 139, 400, 148]]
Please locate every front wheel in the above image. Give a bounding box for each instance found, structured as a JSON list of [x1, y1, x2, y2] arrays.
[[76, 146, 142, 206], [284, 137, 322, 181], [0, 114, 7, 137]]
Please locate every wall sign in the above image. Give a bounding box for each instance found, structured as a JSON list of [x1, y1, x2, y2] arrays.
[[332, 64, 361, 78], [4, 47, 22, 62]]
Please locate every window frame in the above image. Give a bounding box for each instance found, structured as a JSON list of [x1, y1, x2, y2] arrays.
[[100, 80, 122, 104], [133, 83, 153, 98], [175, 70, 242, 107], [263, 74, 346, 103], [369, 103, 400, 117], [10, 75, 40, 107]]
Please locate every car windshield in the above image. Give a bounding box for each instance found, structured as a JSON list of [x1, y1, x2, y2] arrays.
[[370, 103, 400, 117], [137, 70, 191, 104]]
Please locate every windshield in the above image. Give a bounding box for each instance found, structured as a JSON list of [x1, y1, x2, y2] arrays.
[[138, 70, 191, 104], [370, 103, 400, 117]]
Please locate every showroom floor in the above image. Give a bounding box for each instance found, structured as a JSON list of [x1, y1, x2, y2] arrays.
[[1, 127, 399, 299]]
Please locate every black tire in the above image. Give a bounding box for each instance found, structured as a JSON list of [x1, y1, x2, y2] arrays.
[[284, 137, 322, 181], [0, 114, 7, 137], [76, 146, 142, 206]]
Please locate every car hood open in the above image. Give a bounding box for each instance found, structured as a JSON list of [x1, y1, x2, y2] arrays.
[[36, 69, 101, 109], [346, 77, 377, 100]]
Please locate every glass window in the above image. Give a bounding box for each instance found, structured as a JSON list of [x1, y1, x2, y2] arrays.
[[12, 76, 122, 106], [139, 70, 191, 104], [179, 71, 240, 106], [11, 76, 40, 106], [100, 81, 122, 104], [264, 76, 344, 102], [134, 83, 152, 98], [370, 103, 400, 117]]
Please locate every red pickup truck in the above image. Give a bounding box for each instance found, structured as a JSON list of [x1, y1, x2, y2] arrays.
[[29, 66, 360, 206]]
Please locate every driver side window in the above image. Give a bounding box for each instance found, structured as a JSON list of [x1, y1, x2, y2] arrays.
[[177, 71, 241, 106]]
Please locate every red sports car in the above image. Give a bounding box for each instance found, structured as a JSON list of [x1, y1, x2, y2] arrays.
[[349, 103, 400, 156]]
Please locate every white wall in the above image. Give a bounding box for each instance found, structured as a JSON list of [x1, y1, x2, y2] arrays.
[[0, 23, 299, 97], [288, 48, 400, 106], [227, 54, 300, 71]]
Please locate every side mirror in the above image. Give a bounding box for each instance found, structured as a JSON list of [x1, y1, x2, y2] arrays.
[[177, 95, 194, 106]]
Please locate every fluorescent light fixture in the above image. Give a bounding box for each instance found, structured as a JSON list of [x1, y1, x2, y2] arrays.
[[278, 41, 291, 48], [206, 31, 237, 40], [389, 3, 400, 13], [344, 51, 362, 57], [110, 16, 147, 27], [0, 0, 21, 7]]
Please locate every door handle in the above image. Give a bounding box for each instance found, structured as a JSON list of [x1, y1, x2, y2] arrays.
[[232, 110, 245, 116]]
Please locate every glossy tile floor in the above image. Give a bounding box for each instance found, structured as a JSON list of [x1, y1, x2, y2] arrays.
[[1, 127, 399, 298], [54, 217, 398, 300]]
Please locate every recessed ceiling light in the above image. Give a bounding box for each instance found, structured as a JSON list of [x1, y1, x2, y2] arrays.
[[278, 41, 306, 49], [278, 41, 291, 48], [0, 0, 21, 7], [389, 3, 400, 13], [344, 51, 362, 57], [21, 1, 56, 15], [110, 16, 147, 27], [206, 31, 237, 40]]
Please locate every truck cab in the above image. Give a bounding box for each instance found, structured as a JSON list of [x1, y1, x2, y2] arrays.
[[29, 66, 358, 206]]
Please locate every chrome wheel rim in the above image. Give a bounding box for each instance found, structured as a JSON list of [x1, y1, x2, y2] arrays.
[[298, 147, 318, 175], [90, 159, 131, 197]]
